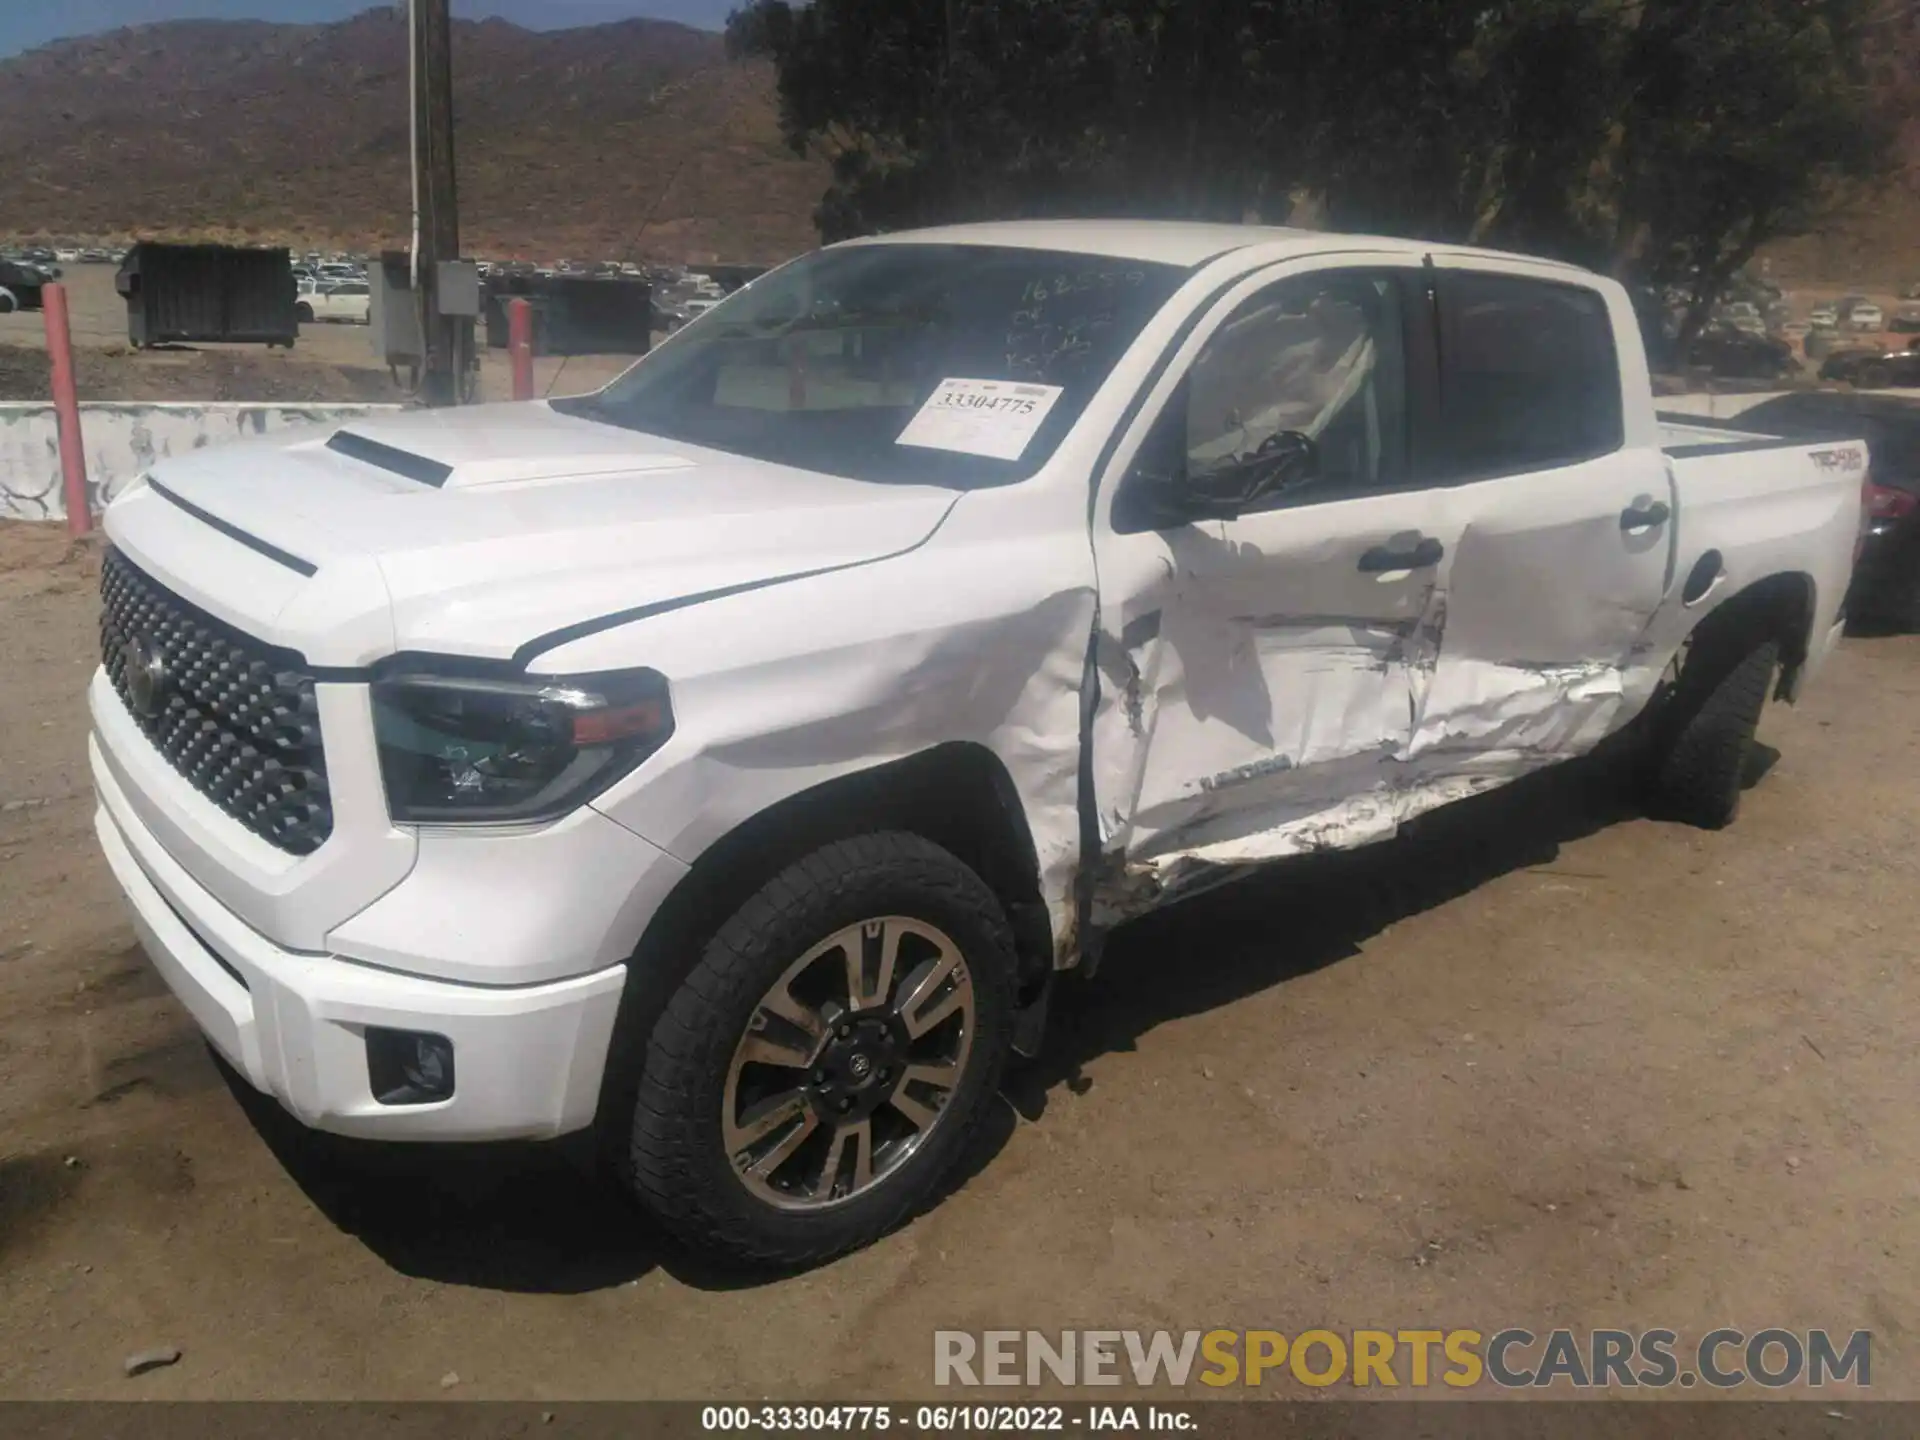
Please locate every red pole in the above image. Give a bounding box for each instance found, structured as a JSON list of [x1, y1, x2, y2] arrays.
[[43, 283, 91, 537], [509, 298, 535, 401]]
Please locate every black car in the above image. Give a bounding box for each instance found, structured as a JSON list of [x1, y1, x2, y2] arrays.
[[1818, 343, 1920, 389], [1734, 392, 1920, 629], [1685, 326, 1798, 380], [0, 258, 55, 311]]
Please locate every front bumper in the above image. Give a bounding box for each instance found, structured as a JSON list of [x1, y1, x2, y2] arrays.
[[94, 742, 627, 1142]]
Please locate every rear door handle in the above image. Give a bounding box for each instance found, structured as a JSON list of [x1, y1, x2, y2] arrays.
[[1621, 500, 1671, 530], [1357, 536, 1445, 573]]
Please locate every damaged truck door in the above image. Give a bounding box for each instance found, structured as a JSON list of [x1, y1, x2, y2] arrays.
[[1409, 262, 1675, 764], [1089, 263, 1456, 914]]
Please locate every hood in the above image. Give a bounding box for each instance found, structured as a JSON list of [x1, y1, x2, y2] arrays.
[[125, 402, 960, 666]]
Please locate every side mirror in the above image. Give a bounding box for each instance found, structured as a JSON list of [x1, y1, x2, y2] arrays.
[[1184, 430, 1321, 520]]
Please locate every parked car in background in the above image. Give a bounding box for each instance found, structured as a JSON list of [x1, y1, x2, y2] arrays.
[[1890, 307, 1920, 335], [1719, 301, 1766, 337], [1819, 346, 1920, 390], [1810, 303, 1840, 327], [0, 259, 54, 312], [1686, 326, 1797, 380], [295, 279, 371, 325], [1848, 302, 1886, 332], [94, 222, 1867, 1266], [1734, 392, 1920, 629], [1778, 319, 1814, 343]]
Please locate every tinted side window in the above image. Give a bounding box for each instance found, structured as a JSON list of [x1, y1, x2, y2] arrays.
[[1442, 273, 1622, 477]]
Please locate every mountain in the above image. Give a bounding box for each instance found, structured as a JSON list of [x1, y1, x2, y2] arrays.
[[0, 4, 738, 60], [0, 7, 1909, 281], [0, 9, 827, 262]]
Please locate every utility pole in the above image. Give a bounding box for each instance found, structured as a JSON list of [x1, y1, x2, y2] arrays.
[[411, 0, 469, 405]]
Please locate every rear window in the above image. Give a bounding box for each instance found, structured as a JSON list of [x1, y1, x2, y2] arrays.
[[1441, 273, 1624, 478]]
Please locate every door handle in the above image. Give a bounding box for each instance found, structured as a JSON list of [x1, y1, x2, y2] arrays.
[[1357, 536, 1445, 573], [1620, 500, 1672, 530]]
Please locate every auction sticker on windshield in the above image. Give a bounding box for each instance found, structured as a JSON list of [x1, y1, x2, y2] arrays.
[[896, 378, 1065, 461]]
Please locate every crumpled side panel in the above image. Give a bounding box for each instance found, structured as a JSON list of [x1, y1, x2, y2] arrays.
[[562, 509, 1100, 972]]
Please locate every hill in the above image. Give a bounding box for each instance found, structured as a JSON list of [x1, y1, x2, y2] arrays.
[[0, 9, 828, 263], [0, 6, 1910, 282]]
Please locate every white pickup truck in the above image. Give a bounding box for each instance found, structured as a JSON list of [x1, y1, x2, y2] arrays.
[[91, 221, 1866, 1266]]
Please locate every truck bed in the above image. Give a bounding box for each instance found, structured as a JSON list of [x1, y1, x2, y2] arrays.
[[1652, 409, 1867, 699], [1657, 413, 1825, 457]]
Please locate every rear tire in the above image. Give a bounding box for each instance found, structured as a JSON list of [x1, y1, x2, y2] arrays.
[[623, 832, 1017, 1267], [295, 303, 314, 323], [1644, 636, 1779, 829]]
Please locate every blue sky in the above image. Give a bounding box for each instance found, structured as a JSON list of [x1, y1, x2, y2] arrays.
[[0, 1, 736, 57]]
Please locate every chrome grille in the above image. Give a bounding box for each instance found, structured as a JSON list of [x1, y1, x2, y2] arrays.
[[100, 548, 332, 855]]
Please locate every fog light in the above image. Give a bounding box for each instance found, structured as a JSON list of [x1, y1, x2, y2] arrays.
[[366, 1028, 456, 1106]]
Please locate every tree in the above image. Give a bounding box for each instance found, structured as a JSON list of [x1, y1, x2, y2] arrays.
[[1611, 0, 1894, 358], [728, 0, 1326, 238], [733, 0, 1899, 351]]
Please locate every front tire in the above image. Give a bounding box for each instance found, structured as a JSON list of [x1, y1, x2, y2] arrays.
[[624, 832, 1017, 1267], [1644, 636, 1779, 829]]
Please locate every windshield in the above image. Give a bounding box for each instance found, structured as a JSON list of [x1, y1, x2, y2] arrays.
[[555, 244, 1187, 488]]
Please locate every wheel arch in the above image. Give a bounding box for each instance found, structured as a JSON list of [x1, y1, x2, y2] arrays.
[[1686, 569, 1817, 700], [595, 743, 1052, 1135]]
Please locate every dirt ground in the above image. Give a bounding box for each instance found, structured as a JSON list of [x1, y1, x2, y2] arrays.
[[0, 517, 1917, 1402], [0, 263, 635, 405]]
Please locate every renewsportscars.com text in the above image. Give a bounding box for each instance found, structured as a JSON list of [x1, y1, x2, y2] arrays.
[[933, 1328, 1872, 1390]]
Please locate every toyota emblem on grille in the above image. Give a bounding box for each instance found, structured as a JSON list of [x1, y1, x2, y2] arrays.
[[123, 634, 168, 718]]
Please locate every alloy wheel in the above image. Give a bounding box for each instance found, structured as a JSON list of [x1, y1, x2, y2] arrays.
[[720, 916, 976, 1211]]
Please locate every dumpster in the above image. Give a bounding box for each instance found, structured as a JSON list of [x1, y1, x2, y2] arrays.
[[116, 243, 298, 349]]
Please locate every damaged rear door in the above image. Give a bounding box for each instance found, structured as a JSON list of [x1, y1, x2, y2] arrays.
[[1087, 262, 1454, 910], [1408, 262, 1673, 766]]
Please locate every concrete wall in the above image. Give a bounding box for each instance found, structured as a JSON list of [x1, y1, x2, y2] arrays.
[[0, 403, 406, 523]]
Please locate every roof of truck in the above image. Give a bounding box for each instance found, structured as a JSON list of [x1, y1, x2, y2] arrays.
[[846, 218, 1595, 275]]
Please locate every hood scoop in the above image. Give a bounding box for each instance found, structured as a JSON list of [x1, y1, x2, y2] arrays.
[[324, 425, 697, 492], [326, 430, 453, 488]]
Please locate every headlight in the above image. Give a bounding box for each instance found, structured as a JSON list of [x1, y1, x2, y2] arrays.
[[371, 667, 673, 825]]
